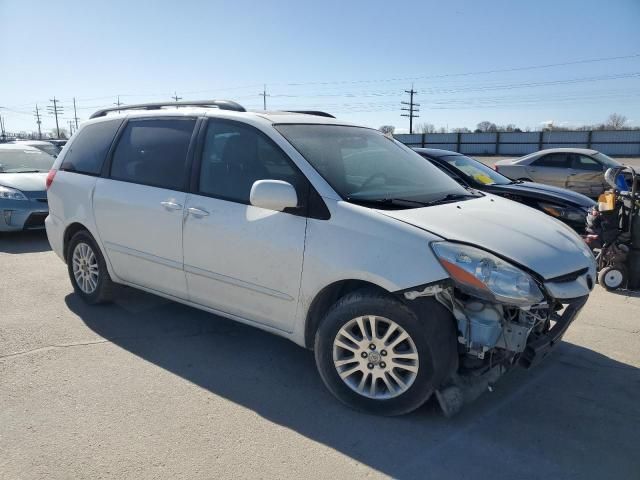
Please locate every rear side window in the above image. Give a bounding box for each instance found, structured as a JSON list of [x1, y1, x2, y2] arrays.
[[532, 153, 570, 168], [110, 118, 196, 190], [60, 120, 122, 175], [573, 155, 602, 171]]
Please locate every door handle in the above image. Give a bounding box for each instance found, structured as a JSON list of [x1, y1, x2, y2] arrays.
[[161, 201, 183, 210], [187, 207, 210, 217]]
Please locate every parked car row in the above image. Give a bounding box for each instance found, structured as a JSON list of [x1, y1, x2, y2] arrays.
[[39, 100, 596, 417]]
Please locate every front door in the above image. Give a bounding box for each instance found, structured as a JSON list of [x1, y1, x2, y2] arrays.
[[93, 117, 197, 298], [182, 119, 308, 332]]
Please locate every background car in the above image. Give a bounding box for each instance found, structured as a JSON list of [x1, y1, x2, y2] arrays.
[[414, 148, 595, 232], [9, 139, 62, 158], [0, 144, 54, 232], [494, 148, 621, 198]]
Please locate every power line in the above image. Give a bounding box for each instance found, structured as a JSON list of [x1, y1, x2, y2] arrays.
[[401, 85, 419, 134]]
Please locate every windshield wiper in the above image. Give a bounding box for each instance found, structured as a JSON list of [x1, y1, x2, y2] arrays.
[[345, 197, 431, 208], [421, 193, 479, 206], [4, 169, 43, 173]]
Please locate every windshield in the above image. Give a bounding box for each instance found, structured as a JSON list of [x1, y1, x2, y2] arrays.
[[275, 124, 469, 205], [0, 148, 56, 173], [593, 152, 621, 168], [439, 154, 512, 185]]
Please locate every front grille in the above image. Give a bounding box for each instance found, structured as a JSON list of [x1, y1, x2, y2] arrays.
[[546, 267, 588, 283], [23, 212, 47, 229]]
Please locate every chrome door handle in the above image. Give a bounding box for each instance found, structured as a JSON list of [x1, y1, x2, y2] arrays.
[[161, 201, 183, 210], [187, 207, 210, 217]]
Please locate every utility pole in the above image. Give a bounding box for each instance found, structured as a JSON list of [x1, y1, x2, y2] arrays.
[[34, 105, 42, 139], [401, 85, 420, 134], [0, 114, 6, 142], [67, 119, 75, 137], [114, 96, 124, 113], [47, 97, 63, 138], [172, 91, 182, 108], [259, 84, 270, 110], [73, 97, 79, 129]]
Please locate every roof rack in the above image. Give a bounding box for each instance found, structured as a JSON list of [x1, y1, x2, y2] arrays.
[[283, 110, 335, 118], [90, 100, 246, 119]]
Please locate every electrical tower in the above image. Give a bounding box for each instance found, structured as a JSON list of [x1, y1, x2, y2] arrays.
[[401, 86, 420, 134], [47, 97, 63, 138], [259, 84, 270, 110], [34, 105, 42, 139]]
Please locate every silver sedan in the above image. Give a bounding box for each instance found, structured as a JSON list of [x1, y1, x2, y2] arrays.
[[495, 148, 622, 197]]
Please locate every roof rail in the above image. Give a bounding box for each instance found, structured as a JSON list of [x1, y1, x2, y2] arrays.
[[283, 110, 335, 118], [90, 100, 246, 119]]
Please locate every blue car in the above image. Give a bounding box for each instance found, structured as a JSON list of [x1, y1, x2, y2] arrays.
[[0, 144, 55, 232]]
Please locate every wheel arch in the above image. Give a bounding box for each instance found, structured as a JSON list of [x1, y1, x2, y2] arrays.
[[303, 279, 390, 349], [62, 222, 93, 262]]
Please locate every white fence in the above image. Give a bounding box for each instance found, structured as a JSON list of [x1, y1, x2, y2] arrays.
[[394, 130, 640, 156]]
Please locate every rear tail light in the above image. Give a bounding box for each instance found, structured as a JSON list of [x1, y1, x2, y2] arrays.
[[46, 169, 57, 190]]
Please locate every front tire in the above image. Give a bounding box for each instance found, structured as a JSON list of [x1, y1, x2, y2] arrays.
[[67, 230, 114, 304], [314, 290, 456, 416]]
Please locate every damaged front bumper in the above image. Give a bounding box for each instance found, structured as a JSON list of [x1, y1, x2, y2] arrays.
[[518, 294, 588, 368], [403, 277, 591, 416]]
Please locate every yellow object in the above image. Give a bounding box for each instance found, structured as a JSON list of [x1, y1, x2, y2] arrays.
[[473, 174, 494, 185], [598, 192, 615, 211]]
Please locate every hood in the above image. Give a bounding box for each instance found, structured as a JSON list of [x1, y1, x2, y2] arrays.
[[379, 195, 594, 280], [488, 181, 595, 208], [0, 172, 47, 193]]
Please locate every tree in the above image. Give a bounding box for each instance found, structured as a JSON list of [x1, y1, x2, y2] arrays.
[[605, 113, 627, 130], [50, 128, 69, 139], [475, 121, 497, 133], [414, 123, 435, 133], [451, 127, 471, 133], [379, 125, 395, 135]]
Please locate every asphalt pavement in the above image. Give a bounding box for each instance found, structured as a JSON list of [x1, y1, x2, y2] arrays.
[[1, 231, 639, 480]]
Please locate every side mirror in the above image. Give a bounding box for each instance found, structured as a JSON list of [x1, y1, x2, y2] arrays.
[[250, 180, 298, 212]]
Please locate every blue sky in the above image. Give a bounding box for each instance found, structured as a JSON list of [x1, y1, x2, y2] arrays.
[[1, 0, 639, 134]]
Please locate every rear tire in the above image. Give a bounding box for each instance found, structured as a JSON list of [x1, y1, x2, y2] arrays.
[[314, 290, 457, 416], [67, 230, 114, 304], [598, 266, 626, 291]]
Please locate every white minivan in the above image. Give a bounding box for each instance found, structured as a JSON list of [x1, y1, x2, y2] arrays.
[[45, 101, 596, 416]]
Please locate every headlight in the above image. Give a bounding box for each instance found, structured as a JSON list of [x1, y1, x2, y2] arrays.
[[539, 202, 586, 223], [431, 242, 544, 306], [0, 185, 28, 201]]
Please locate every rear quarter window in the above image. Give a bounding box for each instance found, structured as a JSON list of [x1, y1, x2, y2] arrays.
[[60, 120, 122, 175]]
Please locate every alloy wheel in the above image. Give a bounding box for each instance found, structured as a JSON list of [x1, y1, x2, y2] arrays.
[[332, 315, 419, 399], [72, 242, 99, 294]]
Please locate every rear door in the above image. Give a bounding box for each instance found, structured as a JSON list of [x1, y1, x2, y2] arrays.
[[93, 117, 197, 299], [182, 119, 308, 332], [527, 153, 571, 188], [567, 154, 605, 197]]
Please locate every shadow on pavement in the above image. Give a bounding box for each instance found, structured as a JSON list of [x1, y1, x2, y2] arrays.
[[0, 230, 51, 254], [65, 288, 640, 479]]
